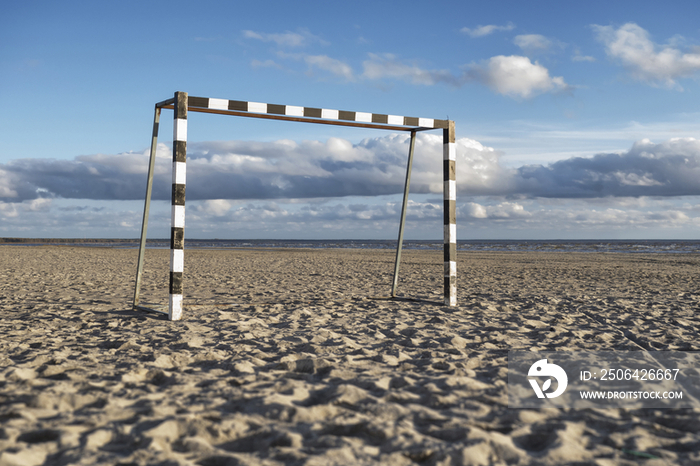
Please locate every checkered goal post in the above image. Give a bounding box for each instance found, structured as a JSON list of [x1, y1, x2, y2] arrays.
[[133, 92, 457, 320]]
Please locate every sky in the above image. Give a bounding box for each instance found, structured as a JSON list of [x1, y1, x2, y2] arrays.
[[1, 0, 700, 240]]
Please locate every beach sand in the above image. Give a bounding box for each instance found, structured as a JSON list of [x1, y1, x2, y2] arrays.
[[1, 246, 699, 465]]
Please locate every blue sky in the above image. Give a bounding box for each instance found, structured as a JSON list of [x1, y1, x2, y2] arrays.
[[2, 0, 700, 239]]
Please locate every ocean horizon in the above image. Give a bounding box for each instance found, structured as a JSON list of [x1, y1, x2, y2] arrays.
[[2, 237, 700, 254]]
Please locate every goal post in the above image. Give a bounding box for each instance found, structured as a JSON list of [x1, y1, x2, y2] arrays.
[[133, 91, 457, 320]]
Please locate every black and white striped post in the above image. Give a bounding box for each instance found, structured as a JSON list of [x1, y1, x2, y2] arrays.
[[169, 91, 187, 321], [443, 121, 457, 306]]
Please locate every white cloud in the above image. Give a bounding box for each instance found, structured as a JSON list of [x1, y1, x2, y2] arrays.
[[303, 55, 355, 81], [200, 199, 232, 216], [461, 22, 515, 38], [0, 169, 18, 198], [571, 50, 596, 62], [490, 202, 530, 219], [270, 51, 355, 81], [361, 53, 570, 99], [467, 55, 570, 98], [457, 196, 700, 238], [25, 198, 52, 212], [243, 28, 325, 48], [464, 201, 530, 219], [0, 201, 19, 218], [184, 196, 448, 238], [251, 59, 283, 69], [613, 171, 664, 187], [556, 206, 691, 229], [466, 202, 488, 219], [513, 34, 556, 55], [593, 23, 700, 88], [361, 53, 457, 86]]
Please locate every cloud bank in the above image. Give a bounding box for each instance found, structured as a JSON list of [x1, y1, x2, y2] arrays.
[[0, 135, 505, 202], [3, 136, 700, 239], [515, 138, 700, 198], [2, 136, 700, 204]]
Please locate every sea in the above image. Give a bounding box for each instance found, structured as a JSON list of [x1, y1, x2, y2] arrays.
[[3, 239, 700, 254]]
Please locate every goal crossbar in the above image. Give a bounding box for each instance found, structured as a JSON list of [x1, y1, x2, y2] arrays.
[[157, 95, 450, 131], [133, 92, 457, 320]]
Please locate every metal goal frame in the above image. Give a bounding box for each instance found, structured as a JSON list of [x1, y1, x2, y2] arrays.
[[133, 91, 456, 320]]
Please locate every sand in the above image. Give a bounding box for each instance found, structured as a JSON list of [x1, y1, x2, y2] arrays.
[[1, 246, 699, 465]]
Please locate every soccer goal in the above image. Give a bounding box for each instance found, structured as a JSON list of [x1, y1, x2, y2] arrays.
[[133, 92, 456, 320]]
